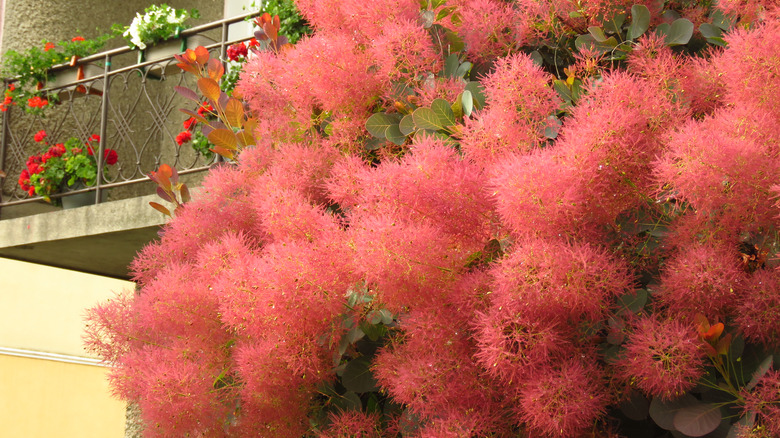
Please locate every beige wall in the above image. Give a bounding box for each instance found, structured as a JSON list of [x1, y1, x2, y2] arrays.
[[0, 258, 133, 437], [0, 258, 133, 356], [0, 355, 126, 437]]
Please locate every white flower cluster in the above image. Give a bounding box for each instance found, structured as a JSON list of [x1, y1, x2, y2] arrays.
[[121, 4, 196, 50]]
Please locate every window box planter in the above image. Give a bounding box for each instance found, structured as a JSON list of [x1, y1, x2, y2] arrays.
[[48, 63, 104, 100]]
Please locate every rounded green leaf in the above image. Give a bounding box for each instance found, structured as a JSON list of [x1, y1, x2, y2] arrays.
[[332, 391, 362, 411], [366, 113, 401, 138], [673, 403, 721, 437], [649, 393, 698, 430], [385, 124, 406, 146], [628, 4, 650, 40], [342, 357, 378, 393], [464, 81, 485, 109], [431, 98, 455, 128], [412, 107, 445, 131], [461, 90, 474, 117], [399, 114, 416, 136], [664, 19, 694, 46]]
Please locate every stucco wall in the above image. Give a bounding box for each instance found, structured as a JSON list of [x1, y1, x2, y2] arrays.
[[1, 0, 225, 53]]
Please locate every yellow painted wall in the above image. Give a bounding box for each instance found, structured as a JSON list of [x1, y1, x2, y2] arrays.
[[0, 355, 126, 437], [0, 258, 131, 436], [0, 257, 133, 356]]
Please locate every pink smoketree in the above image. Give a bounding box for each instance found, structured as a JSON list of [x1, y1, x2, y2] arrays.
[[85, 1, 780, 436]]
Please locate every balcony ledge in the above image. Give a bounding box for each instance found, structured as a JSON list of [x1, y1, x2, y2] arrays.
[[0, 194, 167, 279]]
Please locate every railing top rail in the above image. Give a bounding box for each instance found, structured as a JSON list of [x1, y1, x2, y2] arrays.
[[11, 10, 258, 76]]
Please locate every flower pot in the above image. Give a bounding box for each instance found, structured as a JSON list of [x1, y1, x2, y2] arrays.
[[140, 35, 215, 79], [49, 64, 104, 101], [61, 182, 106, 210]]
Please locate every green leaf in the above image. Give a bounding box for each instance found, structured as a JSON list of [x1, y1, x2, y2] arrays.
[[378, 309, 393, 325], [553, 80, 573, 103], [464, 81, 485, 109], [412, 107, 444, 131], [431, 98, 455, 128], [529, 50, 543, 67], [699, 23, 722, 39], [451, 95, 463, 119], [443, 53, 459, 78], [663, 19, 694, 46], [544, 115, 561, 139], [712, 10, 736, 31], [588, 26, 608, 42], [700, 23, 727, 47], [455, 62, 472, 80], [649, 394, 698, 431], [436, 5, 457, 21], [618, 289, 648, 314], [627, 4, 650, 40], [385, 123, 406, 145], [342, 357, 378, 393], [461, 90, 474, 117], [365, 113, 401, 138], [332, 391, 362, 411], [604, 13, 627, 34], [399, 114, 416, 136], [575, 34, 618, 53], [673, 403, 721, 437]]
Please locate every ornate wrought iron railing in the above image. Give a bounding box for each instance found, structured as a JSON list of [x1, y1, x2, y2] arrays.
[[0, 11, 256, 214]]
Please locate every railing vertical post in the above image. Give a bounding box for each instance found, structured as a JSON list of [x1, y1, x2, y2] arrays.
[[94, 54, 111, 204], [0, 80, 10, 208]]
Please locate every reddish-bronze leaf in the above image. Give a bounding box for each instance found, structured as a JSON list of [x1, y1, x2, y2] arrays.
[[211, 145, 235, 160], [207, 128, 238, 150], [179, 108, 211, 126], [194, 46, 210, 65], [207, 58, 224, 82], [156, 186, 174, 203], [224, 98, 244, 127], [174, 86, 199, 103], [154, 164, 173, 189], [149, 201, 171, 217], [176, 62, 199, 75], [236, 130, 255, 147], [180, 183, 191, 203], [197, 77, 221, 103]]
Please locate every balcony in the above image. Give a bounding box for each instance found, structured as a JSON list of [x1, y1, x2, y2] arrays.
[[0, 12, 256, 278]]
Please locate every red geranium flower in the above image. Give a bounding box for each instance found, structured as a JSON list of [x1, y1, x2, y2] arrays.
[[105, 149, 118, 165], [44, 42, 55, 51], [248, 38, 260, 48], [89, 134, 100, 142], [175, 131, 192, 146], [71, 36, 85, 42], [183, 117, 197, 130], [197, 103, 213, 117], [34, 130, 47, 142], [27, 96, 48, 108], [227, 42, 248, 61]]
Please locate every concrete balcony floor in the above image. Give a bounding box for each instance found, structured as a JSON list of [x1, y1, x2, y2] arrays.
[[0, 194, 166, 279]]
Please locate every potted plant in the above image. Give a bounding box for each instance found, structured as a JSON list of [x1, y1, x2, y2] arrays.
[[0, 34, 111, 114], [18, 130, 118, 208], [114, 4, 209, 77]]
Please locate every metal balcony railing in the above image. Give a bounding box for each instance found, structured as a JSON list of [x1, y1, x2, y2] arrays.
[[0, 11, 257, 214]]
